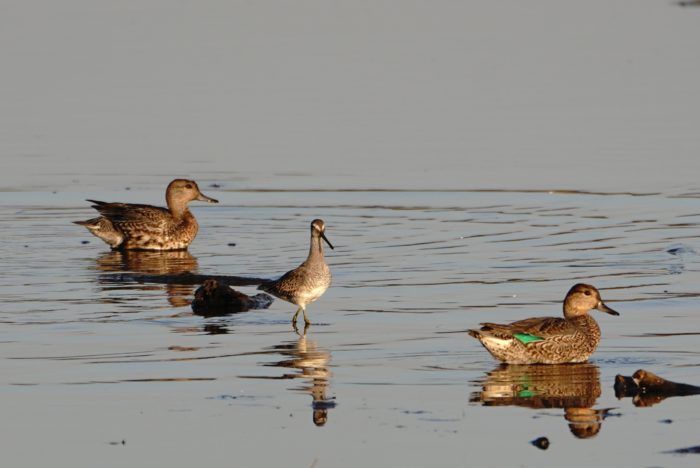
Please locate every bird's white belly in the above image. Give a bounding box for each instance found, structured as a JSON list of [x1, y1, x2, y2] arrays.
[[481, 336, 514, 353], [297, 285, 329, 305]]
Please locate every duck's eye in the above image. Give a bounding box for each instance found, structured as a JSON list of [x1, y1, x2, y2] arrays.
[[185, 184, 193, 189], [584, 291, 591, 296]]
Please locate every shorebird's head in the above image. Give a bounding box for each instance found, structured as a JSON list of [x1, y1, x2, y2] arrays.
[[311, 219, 334, 250], [563, 283, 619, 318]]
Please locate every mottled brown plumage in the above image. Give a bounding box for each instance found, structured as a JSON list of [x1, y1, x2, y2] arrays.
[[74, 179, 218, 250], [258, 219, 334, 328], [468, 284, 620, 364]]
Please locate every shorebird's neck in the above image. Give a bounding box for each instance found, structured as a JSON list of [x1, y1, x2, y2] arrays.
[[308, 235, 325, 261]]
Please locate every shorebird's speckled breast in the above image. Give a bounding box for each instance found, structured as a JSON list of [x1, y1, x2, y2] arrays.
[[259, 261, 331, 308], [292, 263, 332, 305]]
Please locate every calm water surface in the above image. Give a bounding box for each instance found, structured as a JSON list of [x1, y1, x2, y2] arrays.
[[2, 185, 700, 467], [3, 1, 700, 466]]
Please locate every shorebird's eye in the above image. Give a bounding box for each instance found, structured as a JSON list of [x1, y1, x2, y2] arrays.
[[584, 291, 591, 296], [185, 184, 193, 189]]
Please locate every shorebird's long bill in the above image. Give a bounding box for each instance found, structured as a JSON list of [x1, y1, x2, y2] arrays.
[[197, 193, 219, 203], [596, 301, 619, 316], [321, 232, 334, 250]]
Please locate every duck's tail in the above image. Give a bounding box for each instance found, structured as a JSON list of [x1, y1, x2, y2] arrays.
[[73, 217, 100, 228], [73, 217, 123, 248]]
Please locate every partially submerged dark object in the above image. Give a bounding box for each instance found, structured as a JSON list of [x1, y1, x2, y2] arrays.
[[192, 279, 274, 316], [105, 271, 267, 287], [531, 437, 549, 450], [614, 369, 700, 407], [664, 445, 700, 455]]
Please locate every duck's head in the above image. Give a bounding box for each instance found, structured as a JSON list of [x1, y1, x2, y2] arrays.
[[311, 219, 334, 249], [563, 283, 619, 318], [166, 179, 219, 206]]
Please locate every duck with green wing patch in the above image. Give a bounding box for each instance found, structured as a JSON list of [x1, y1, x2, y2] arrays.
[[468, 284, 619, 364]]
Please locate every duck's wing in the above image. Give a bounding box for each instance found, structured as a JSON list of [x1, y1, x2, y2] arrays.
[[479, 316, 572, 341], [88, 200, 171, 232]]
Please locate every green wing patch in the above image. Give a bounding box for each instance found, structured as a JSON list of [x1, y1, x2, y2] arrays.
[[514, 333, 544, 344]]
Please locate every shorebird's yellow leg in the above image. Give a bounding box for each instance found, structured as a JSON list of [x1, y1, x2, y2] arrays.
[[294, 321, 309, 337], [302, 307, 311, 325], [292, 307, 302, 325]]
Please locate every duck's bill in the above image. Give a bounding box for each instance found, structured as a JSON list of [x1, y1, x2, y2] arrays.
[[321, 232, 334, 250], [596, 301, 619, 316], [197, 193, 219, 203]]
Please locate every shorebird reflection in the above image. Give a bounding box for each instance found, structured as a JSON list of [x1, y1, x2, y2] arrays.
[[245, 332, 336, 426], [470, 363, 614, 439]]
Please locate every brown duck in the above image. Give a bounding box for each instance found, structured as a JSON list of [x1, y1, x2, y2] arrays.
[[74, 179, 218, 250], [468, 284, 619, 364]]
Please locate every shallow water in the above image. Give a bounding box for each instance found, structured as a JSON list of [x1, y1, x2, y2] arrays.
[[2, 187, 700, 467], [4, 1, 700, 466]]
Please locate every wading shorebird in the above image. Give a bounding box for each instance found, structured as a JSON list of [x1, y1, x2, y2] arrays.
[[258, 219, 334, 330], [468, 284, 619, 364], [74, 179, 218, 250]]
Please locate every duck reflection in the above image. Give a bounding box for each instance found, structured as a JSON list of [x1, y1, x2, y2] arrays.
[[244, 332, 336, 426], [94, 250, 199, 307], [470, 363, 612, 439]]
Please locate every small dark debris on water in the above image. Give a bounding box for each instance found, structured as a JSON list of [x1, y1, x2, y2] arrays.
[[210, 183, 221, 188], [667, 245, 695, 256], [664, 445, 700, 455], [108, 440, 126, 446], [531, 437, 549, 450], [125, 187, 131, 191], [206, 394, 238, 400], [81, 240, 90, 244], [659, 419, 673, 424], [228, 243, 236, 247]]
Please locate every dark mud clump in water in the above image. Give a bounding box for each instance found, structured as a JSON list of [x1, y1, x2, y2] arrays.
[[614, 369, 700, 407], [192, 279, 274, 316], [531, 437, 549, 450]]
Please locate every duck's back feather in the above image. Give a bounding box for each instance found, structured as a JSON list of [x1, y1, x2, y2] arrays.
[[479, 316, 575, 340]]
